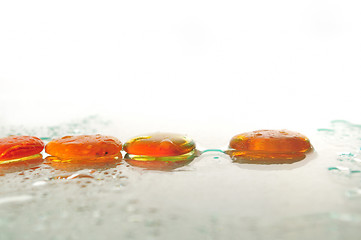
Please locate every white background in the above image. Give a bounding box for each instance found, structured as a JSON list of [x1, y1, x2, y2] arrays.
[[1, 0, 360, 146]]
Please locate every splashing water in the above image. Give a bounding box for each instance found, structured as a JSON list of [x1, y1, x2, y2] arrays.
[[319, 120, 361, 198]]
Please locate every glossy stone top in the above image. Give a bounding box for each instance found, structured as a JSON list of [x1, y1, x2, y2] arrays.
[[123, 133, 195, 157]]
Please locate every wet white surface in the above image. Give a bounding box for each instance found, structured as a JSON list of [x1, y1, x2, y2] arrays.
[[0, 119, 360, 239]]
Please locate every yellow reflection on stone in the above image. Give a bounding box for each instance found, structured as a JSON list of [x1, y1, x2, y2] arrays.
[[225, 150, 307, 164], [124, 150, 198, 170], [45, 153, 122, 171], [0, 154, 44, 175], [127, 149, 197, 162], [0, 154, 43, 164]]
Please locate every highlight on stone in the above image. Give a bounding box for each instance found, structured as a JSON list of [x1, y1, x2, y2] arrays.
[[123, 132, 197, 170], [45, 134, 122, 167], [226, 129, 313, 164]]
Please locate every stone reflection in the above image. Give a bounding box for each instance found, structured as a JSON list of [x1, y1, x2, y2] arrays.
[[0, 154, 44, 175], [124, 150, 198, 171], [45, 153, 122, 172]]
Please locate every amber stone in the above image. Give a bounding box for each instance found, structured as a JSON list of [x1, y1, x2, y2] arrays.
[[228, 130, 312, 163], [45, 134, 122, 160], [0, 136, 44, 161], [123, 133, 196, 170], [123, 133, 195, 157]]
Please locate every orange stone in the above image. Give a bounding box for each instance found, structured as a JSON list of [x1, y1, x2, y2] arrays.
[[123, 133, 195, 157], [0, 136, 44, 161], [228, 130, 312, 163], [45, 134, 122, 160]]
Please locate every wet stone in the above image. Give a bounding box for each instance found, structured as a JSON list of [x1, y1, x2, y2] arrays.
[[0, 136, 44, 161], [123, 133, 197, 170], [123, 133, 195, 157], [227, 130, 312, 164], [45, 134, 122, 160]]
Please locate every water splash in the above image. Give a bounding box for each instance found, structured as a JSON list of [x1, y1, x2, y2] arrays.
[[327, 166, 361, 176], [318, 120, 361, 148], [320, 121, 361, 197]]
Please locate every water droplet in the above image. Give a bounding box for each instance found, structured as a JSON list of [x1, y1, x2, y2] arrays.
[[202, 149, 225, 153], [328, 166, 361, 176], [32, 181, 47, 187], [317, 128, 335, 132], [0, 195, 33, 205]]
